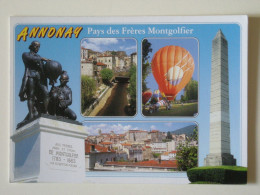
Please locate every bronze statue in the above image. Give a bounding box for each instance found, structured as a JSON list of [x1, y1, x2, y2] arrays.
[[19, 41, 50, 120], [48, 71, 77, 120], [17, 41, 76, 129]]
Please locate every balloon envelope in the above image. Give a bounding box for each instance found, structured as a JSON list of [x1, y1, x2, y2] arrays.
[[151, 45, 195, 100], [142, 90, 152, 104]]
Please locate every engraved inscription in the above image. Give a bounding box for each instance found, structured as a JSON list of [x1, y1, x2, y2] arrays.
[[48, 143, 79, 170]]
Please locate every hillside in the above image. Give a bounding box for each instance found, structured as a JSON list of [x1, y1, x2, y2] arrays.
[[171, 125, 197, 137]]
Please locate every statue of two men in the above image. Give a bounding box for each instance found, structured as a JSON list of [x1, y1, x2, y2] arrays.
[[18, 41, 76, 128]]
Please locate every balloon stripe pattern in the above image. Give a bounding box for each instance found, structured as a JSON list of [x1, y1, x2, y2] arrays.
[[151, 45, 195, 100]]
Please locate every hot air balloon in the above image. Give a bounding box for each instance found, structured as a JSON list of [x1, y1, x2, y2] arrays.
[[151, 45, 195, 100], [142, 90, 152, 104]]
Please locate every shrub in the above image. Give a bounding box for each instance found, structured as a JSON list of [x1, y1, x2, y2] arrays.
[[100, 68, 113, 85], [187, 166, 247, 184], [81, 75, 97, 112]]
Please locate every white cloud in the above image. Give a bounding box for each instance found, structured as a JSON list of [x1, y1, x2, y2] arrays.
[[84, 123, 138, 135], [124, 45, 137, 51], [165, 123, 173, 127], [150, 125, 156, 130], [88, 38, 119, 45], [81, 41, 102, 52]]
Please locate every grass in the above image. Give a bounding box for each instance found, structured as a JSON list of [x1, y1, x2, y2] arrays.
[[143, 102, 198, 116], [192, 166, 247, 171]]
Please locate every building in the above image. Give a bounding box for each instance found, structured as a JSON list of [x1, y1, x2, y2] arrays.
[[161, 151, 177, 161], [149, 130, 164, 142], [149, 142, 167, 153], [128, 148, 143, 162], [85, 141, 116, 171], [81, 47, 88, 61], [166, 140, 177, 152], [97, 55, 114, 69], [204, 30, 236, 166], [126, 130, 148, 142], [81, 59, 94, 77], [142, 146, 153, 160], [131, 52, 137, 66]]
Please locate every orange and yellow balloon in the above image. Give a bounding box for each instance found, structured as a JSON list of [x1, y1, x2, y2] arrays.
[[151, 45, 195, 100]]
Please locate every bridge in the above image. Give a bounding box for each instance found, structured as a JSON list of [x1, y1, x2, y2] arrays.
[[113, 76, 130, 83]]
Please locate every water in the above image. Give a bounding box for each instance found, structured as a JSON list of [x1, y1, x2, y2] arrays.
[[97, 83, 128, 116]]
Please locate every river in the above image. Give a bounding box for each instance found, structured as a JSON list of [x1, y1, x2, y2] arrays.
[[96, 83, 129, 116]]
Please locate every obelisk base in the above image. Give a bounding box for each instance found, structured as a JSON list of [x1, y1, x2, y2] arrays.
[[204, 153, 236, 166], [11, 116, 88, 183]]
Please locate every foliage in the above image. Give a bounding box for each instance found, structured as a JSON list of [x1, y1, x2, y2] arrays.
[[176, 126, 198, 171], [128, 65, 137, 107], [187, 166, 247, 184], [188, 126, 198, 144], [152, 153, 161, 159], [142, 39, 152, 92], [176, 145, 198, 171], [100, 68, 113, 85], [81, 75, 97, 112], [184, 79, 198, 101]]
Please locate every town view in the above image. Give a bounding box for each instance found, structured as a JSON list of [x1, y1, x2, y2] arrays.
[[80, 38, 137, 117], [85, 122, 198, 172]]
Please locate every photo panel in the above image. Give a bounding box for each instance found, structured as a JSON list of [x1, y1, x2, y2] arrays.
[[142, 38, 199, 117], [80, 38, 137, 117]]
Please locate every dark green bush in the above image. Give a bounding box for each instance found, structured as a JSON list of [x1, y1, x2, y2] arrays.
[[187, 166, 247, 184]]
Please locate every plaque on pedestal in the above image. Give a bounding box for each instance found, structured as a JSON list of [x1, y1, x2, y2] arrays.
[[11, 116, 88, 183]]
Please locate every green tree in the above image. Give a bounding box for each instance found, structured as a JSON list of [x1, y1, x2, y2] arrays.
[[184, 79, 198, 101], [128, 65, 136, 108], [181, 95, 186, 102], [176, 145, 198, 171], [100, 68, 113, 85], [81, 75, 97, 112], [176, 126, 198, 171], [142, 39, 152, 92]]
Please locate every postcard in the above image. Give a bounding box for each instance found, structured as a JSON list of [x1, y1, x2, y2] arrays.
[[10, 16, 248, 184]]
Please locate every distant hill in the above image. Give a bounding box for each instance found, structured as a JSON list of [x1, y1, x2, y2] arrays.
[[171, 125, 197, 137]]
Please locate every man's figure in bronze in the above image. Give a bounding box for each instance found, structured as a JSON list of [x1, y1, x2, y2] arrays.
[[48, 71, 77, 120], [19, 41, 50, 120]]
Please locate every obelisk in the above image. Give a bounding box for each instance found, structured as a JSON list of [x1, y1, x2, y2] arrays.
[[204, 30, 236, 166]]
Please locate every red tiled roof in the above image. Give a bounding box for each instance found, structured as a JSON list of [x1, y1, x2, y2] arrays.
[[99, 142, 112, 145], [170, 151, 177, 154], [129, 130, 147, 133], [96, 62, 107, 66], [121, 143, 132, 146], [150, 130, 159, 133], [85, 142, 115, 154], [105, 160, 177, 168]]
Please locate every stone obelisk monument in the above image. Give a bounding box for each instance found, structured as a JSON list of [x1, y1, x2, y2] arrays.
[[204, 30, 236, 166]]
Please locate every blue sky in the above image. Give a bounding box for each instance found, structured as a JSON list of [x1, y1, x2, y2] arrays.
[[81, 38, 136, 55], [14, 23, 243, 166], [84, 121, 196, 135]]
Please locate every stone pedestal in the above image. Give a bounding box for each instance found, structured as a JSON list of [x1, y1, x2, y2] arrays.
[[11, 116, 88, 183], [204, 153, 236, 166]]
